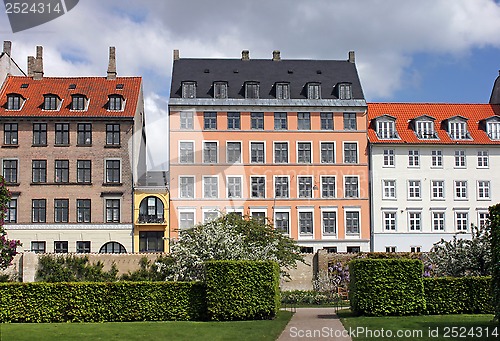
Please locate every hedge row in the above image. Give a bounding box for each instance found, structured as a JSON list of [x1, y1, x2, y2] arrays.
[[424, 277, 493, 314], [490, 204, 500, 321]]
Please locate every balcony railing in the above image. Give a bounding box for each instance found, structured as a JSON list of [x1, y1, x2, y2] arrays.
[[138, 215, 165, 224]]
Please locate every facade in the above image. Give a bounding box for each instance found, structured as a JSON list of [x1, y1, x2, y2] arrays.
[[1, 46, 146, 253], [169, 50, 370, 253], [368, 102, 500, 252], [0, 41, 25, 83]]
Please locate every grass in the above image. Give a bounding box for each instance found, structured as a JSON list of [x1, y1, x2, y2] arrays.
[[0, 311, 293, 341], [338, 310, 499, 340]]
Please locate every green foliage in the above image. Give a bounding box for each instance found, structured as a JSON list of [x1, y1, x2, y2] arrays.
[[205, 260, 280, 321], [120, 256, 174, 281], [0, 281, 206, 322], [36, 254, 119, 282], [349, 258, 426, 316], [424, 276, 493, 314], [489, 203, 500, 322], [0, 176, 22, 270], [281, 290, 338, 305]]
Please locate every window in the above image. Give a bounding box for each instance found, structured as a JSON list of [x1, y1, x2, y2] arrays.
[[308, 83, 321, 99], [409, 212, 421, 231], [449, 120, 469, 139], [415, 120, 436, 139], [7, 94, 22, 110], [32, 199, 46, 223], [382, 149, 395, 167], [275, 212, 289, 234], [275, 82, 290, 99], [76, 160, 91, 184], [274, 142, 288, 163], [54, 199, 69, 223], [383, 212, 396, 231], [179, 142, 194, 163], [432, 212, 445, 231], [386, 246, 396, 253], [408, 150, 419, 167], [297, 142, 312, 163], [105, 160, 121, 184], [55, 123, 69, 145], [54, 241, 68, 253], [179, 211, 195, 229], [346, 211, 360, 234], [227, 176, 242, 198], [204, 112, 217, 130], [226, 142, 241, 163], [139, 197, 164, 223], [250, 142, 265, 163], [106, 124, 120, 146], [77, 123, 92, 145], [77, 199, 91, 223], [274, 112, 287, 130], [455, 180, 468, 199], [431, 180, 445, 199], [5, 198, 16, 222], [338, 83, 352, 99], [382, 180, 396, 199], [344, 176, 359, 198], [320, 113, 333, 130], [71, 95, 86, 110], [251, 112, 264, 130], [275, 176, 289, 198], [227, 112, 240, 130], [320, 142, 335, 163], [99, 242, 126, 253], [322, 211, 337, 235], [477, 181, 491, 200], [431, 150, 443, 167], [213, 81, 227, 99], [204, 210, 219, 223], [203, 141, 217, 163], [31, 241, 46, 253], [33, 123, 47, 145], [179, 176, 195, 198], [410, 246, 422, 253], [251, 176, 266, 198], [408, 180, 421, 199], [478, 212, 489, 228], [106, 199, 120, 223], [299, 212, 313, 235], [298, 176, 313, 198], [3, 160, 17, 183], [297, 113, 311, 130], [77, 241, 91, 253], [346, 246, 361, 253], [343, 143, 357, 163], [245, 82, 259, 99], [203, 176, 218, 198], [32, 160, 47, 183], [456, 212, 469, 231], [54, 160, 69, 183], [487, 121, 500, 139], [4, 123, 17, 145], [251, 211, 266, 224], [43, 95, 58, 110], [321, 176, 336, 198], [182, 81, 196, 98], [343, 113, 356, 130], [477, 150, 489, 168], [180, 111, 194, 129], [108, 95, 123, 111], [139, 231, 164, 252], [454, 150, 466, 168], [377, 120, 397, 139]]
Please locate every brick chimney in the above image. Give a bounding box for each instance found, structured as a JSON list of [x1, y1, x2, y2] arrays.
[[33, 46, 43, 80], [272, 50, 281, 61], [107, 46, 117, 80], [173, 49, 180, 61], [241, 50, 250, 61], [348, 51, 355, 63], [3, 41, 11, 56], [27, 56, 35, 77]]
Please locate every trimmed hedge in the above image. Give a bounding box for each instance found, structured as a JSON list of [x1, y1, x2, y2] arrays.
[[490, 204, 500, 322], [0, 281, 206, 322], [205, 260, 280, 321], [424, 277, 493, 315], [349, 258, 425, 316]]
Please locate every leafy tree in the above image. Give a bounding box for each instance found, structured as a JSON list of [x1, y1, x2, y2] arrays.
[[0, 176, 21, 271]]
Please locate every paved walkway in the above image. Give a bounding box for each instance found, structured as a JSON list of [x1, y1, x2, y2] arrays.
[[277, 308, 352, 341]]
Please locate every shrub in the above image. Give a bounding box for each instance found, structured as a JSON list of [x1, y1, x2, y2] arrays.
[[36, 254, 118, 282], [489, 203, 500, 322], [205, 260, 280, 321], [281, 290, 338, 305], [349, 258, 425, 316]]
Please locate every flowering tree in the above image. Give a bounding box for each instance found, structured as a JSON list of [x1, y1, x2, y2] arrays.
[[0, 176, 21, 270]]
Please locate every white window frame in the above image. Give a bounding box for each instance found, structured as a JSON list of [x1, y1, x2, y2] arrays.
[[431, 150, 443, 168], [179, 176, 195, 199], [179, 111, 194, 130], [226, 175, 243, 199], [487, 121, 500, 140], [203, 176, 219, 199], [407, 180, 421, 200], [448, 120, 469, 140], [273, 141, 289, 164], [320, 141, 335, 164], [454, 150, 466, 168], [274, 175, 290, 199], [377, 120, 397, 139], [408, 150, 420, 167], [408, 211, 422, 231], [477, 150, 489, 168], [321, 207, 338, 238], [344, 207, 361, 236], [320, 175, 336, 199], [343, 175, 360, 198], [383, 211, 397, 231], [343, 141, 358, 164], [250, 176, 266, 198], [454, 180, 468, 200], [202, 140, 219, 164], [202, 207, 220, 223], [104, 158, 122, 184], [296, 141, 313, 164], [274, 208, 291, 236], [249, 141, 266, 164], [455, 211, 469, 232], [382, 179, 397, 199], [297, 207, 315, 238], [432, 211, 445, 231], [383, 149, 395, 167], [430, 180, 445, 200], [415, 120, 436, 139], [226, 141, 242, 164], [297, 176, 314, 199], [179, 140, 195, 164], [178, 208, 196, 229], [477, 211, 489, 228], [477, 180, 491, 200]]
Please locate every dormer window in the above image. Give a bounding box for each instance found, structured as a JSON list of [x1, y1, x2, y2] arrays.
[[43, 94, 60, 110], [71, 94, 87, 111], [213, 81, 227, 99], [448, 117, 470, 140], [484, 117, 500, 140], [307, 83, 321, 99], [275, 82, 290, 99], [7, 94, 23, 110], [182, 81, 196, 98], [375, 116, 398, 139], [414, 116, 437, 139], [245, 82, 259, 99], [108, 95, 123, 111], [337, 83, 352, 100]]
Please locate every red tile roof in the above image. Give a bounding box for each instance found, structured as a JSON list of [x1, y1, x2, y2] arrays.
[[0, 76, 142, 118], [368, 103, 500, 145]]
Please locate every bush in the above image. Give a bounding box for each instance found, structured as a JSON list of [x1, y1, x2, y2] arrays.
[[489, 203, 500, 322], [281, 290, 338, 305], [424, 277, 493, 314], [36, 254, 118, 282], [349, 258, 425, 316], [205, 260, 280, 321]]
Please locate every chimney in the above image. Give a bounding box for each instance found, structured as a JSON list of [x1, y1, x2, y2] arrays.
[[272, 50, 281, 61], [27, 56, 35, 77], [348, 51, 355, 63], [33, 46, 43, 80], [241, 50, 250, 61], [107, 46, 117, 80], [3, 41, 12, 56], [173, 49, 180, 61]]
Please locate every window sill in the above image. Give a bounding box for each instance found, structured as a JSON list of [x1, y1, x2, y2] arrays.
[[102, 183, 123, 187], [54, 144, 70, 147], [1, 144, 18, 148], [77, 144, 93, 147], [104, 145, 121, 148], [32, 144, 48, 147], [5, 183, 20, 186], [31, 182, 93, 186]]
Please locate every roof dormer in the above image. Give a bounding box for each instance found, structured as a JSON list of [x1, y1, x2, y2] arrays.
[[447, 116, 471, 140], [6, 93, 25, 110], [108, 94, 125, 111], [213, 81, 227, 99], [483, 116, 500, 140], [373, 115, 399, 139], [43, 93, 61, 111], [71, 94, 88, 111], [413, 115, 438, 139], [336, 82, 352, 100]]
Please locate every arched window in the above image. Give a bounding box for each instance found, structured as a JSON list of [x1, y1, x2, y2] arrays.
[[139, 196, 164, 223], [99, 242, 126, 253]]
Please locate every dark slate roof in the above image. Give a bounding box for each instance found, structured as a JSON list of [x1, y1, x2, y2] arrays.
[[170, 58, 365, 100], [490, 71, 500, 104]]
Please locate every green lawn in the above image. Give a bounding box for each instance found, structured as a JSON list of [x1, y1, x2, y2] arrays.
[[338, 310, 499, 340], [0, 311, 293, 341]]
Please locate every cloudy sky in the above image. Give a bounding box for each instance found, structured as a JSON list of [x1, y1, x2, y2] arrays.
[[2, 0, 500, 169]]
